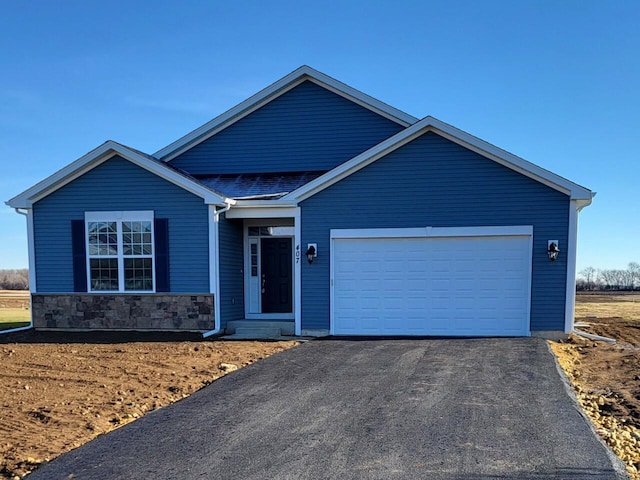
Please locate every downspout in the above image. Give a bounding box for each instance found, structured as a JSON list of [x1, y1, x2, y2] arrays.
[[0, 208, 34, 335], [572, 329, 616, 343], [203, 202, 232, 338]]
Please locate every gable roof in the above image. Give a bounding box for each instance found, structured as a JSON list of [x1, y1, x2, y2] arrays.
[[283, 116, 594, 204], [6, 141, 230, 209], [153, 65, 419, 162]]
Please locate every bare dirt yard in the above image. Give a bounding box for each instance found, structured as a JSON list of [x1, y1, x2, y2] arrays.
[[1, 291, 639, 479], [550, 291, 640, 479], [0, 328, 298, 479]]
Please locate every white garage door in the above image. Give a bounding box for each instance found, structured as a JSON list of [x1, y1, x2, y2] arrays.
[[331, 228, 532, 336]]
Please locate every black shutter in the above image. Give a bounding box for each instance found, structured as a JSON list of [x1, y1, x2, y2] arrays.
[[154, 218, 170, 292], [71, 220, 88, 292]]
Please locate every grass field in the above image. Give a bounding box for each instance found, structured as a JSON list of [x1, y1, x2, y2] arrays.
[[0, 290, 30, 330], [0, 309, 30, 329]]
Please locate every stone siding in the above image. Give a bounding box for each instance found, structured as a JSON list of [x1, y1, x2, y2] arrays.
[[31, 294, 214, 331]]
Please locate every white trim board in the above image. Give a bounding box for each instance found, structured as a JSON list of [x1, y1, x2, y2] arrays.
[[226, 206, 299, 219], [25, 209, 37, 293], [84, 210, 156, 294], [284, 116, 593, 203], [6, 141, 229, 209], [564, 200, 579, 334], [153, 65, 418, 162], [243, 218, 298, 321], [331, 225, 534, 239]]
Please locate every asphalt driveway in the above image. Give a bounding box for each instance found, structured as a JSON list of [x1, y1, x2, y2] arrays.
[[28, 338, 627, 479]]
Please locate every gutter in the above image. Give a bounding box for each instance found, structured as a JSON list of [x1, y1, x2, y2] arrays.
[[0, 209, 34, 335], [203, 202, 232, 339]]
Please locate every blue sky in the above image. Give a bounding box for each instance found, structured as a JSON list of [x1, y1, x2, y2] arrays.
[[1, 1, 638, 273]]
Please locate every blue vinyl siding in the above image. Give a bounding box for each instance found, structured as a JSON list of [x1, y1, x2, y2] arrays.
[[218, 214, 244, 326], [301, 132, 570, 332], [33, 156, 210, 293], [169, 81, 405, 175]]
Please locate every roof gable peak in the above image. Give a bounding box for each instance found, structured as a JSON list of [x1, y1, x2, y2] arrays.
[[6, 141, 228, 208], [154, 66, 418, 162]]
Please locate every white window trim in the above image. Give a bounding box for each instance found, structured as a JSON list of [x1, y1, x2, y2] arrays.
[[84, 211, 156, 293]]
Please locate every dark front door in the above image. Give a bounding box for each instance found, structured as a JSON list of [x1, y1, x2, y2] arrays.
[[261, 238, 293, 313]]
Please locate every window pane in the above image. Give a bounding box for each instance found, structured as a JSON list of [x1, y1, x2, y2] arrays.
[[123, 221, 152, 257], [88, 222, 118, 255], [90, 258, 118, 291], [124, 258, 153, 291], [248, 227, 259, 236]]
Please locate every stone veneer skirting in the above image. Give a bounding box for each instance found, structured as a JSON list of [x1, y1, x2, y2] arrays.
[[31, 294, 214, 331]]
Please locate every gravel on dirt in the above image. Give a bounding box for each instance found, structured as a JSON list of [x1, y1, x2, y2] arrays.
[[550, 292, 640, 479]]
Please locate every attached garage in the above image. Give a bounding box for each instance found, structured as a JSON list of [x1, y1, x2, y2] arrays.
[[330, 226, 532, 336]]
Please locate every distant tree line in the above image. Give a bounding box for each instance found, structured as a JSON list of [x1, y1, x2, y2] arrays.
[[577, 263, 640, 291], [0, 269, 29, 290]]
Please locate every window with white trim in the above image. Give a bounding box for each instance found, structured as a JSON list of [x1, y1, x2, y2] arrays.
[[85, 211, 155, 292]]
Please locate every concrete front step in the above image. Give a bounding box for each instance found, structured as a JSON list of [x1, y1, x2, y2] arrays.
[[226, 320, 295, 336], [222, 326, 296, 340], [234, 327, 282, 338]]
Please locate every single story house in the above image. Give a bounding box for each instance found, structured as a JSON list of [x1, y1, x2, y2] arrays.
[[6, 66, 593, 338]]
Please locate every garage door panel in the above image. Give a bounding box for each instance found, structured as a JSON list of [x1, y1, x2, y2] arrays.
[[332, 234, 530, 336]]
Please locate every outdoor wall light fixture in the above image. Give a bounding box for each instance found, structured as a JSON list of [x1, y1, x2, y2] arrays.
[[547, 240, 560, 262], [306, 244, 317, 264]]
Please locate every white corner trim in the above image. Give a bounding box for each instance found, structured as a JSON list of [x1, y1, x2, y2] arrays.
[[330, 225, 533, 240], [154, 65, 418, 162], [294, 207, 302, 336], [285, 116, 593, 203], [25, 209, 37, 293], [565, 200, 579, 334], [6, 141, 227, 208]]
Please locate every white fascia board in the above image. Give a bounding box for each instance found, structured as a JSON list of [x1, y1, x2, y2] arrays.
[[423, 117, 593, 201], [6, 141, 228, 208], [301, 68, 418, 125], [283, 121, 429, 202], [154, 65, 418, 162], [225, 205, 299, 219], [285, 116, 593, 202]]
